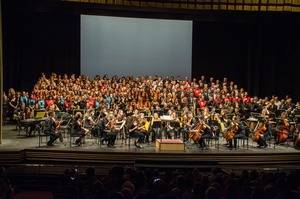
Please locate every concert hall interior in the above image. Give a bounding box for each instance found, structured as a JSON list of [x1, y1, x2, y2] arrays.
[[1, 0, 300, 199]]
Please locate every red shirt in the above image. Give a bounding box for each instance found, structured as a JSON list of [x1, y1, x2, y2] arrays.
[[232, 97, 241, 103], [214, 97, 222, 105], [198, 100, 206, 109], [224, 97, 231, 103], [193, 88, 201, 98], [86, 98, 95, 109], [242, 96, 251, 103], [45, 99, 54, 108], [64, 100, 72, 110]]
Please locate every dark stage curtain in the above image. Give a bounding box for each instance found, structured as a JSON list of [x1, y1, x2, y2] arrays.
[[2, 0, 80, 92], [192, 15, 300, 99], [3, 0, 300, 100]]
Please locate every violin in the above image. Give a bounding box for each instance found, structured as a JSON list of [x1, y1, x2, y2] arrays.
[[50, 116, 61, 133], [55, 120, 61, 130]]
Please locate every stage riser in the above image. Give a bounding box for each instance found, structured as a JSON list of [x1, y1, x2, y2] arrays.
[[4, 164, 129, 176], [1, 149, 300, 172]]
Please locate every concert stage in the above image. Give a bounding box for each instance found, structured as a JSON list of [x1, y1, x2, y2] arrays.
[[1, 125, 300, 175]]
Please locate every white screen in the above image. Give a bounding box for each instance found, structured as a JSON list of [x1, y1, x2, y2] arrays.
[[81, 15, 192, 78]]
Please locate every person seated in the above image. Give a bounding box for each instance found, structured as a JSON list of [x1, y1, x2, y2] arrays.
[[21, 107, 37, 136], [44, 111, 63, 146], [228, 116, 247, 149], [275, 114, 290, 145], [128, 117, 145, 148], [252, 119, 268, 148], [94, 112, 109, 144], [197, 120, 212, 149], [104, 114, 118, 148], [74, 112, 90, 146], [226, 116, 238, 149], [114, 110, 126, 140]]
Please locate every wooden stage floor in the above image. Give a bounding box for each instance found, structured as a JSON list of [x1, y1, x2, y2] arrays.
[[1, 124, 300, 174]]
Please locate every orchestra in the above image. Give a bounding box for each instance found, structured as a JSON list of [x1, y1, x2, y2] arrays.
[[4, 73, 300, 150]]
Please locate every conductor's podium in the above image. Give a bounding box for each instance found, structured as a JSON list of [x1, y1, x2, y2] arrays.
[[155, 139, 185, 151]]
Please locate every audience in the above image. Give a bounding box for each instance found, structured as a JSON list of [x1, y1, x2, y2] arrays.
[[1, 164, 300, 199], [0, 167, 14, 199], [53, 167, 300, 199]]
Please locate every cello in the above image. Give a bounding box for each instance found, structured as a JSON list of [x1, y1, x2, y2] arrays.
[[293, 125, 300, 148], [224, 120, 238, 142], [252, 121, 267, 143], [277, 118, 289, 143], [189, 121, 203, 142]]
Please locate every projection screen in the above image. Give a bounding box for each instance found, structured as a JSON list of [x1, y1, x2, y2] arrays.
[[81, 15, 192, 78]]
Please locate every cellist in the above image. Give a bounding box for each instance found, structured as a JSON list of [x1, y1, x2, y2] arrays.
[[276, 112, 289, 144], [198, 118, 212, 149], [252, 118, 268, 148], [225, 116, 237, 148]]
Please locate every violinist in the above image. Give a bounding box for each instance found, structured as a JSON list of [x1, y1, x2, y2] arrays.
[[95, 112, 109, 144], [234, 117, 247, 147], [74, 112, 90, 146], [261, 104, 270, 118], [137, 113, 149, 141], [208, 113, 221, 138], [182, 112, 194, 142], [198, 119, 212, 149], [215, 114, 226, 137], [105, 114, 118, 148], [128, 117, 145, 148], [115, 110, 126, 139], [44, 111, 63, 146], [83, 109, 96, 130]]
